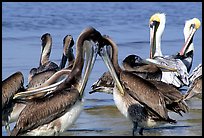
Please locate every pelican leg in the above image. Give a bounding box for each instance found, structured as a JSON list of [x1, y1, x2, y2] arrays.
[[139, 128, 144, 135], [132, 122, 138, 136]]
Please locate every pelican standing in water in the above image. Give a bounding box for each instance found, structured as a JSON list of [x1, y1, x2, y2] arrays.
[[98, 35, 188, 136], [148, 14, 201, 88], [2, 34, 75, 134], [10, 27, 102, 136]]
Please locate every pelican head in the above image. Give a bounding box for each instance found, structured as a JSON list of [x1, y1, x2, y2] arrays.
[[98, 35, 125, 96], [40, 33, 52, 66], [149, 13, 166, 58], [59, 35, 75, 69], [180, 18, 201, 56]]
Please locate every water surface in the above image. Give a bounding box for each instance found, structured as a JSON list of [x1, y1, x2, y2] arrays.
[[2, 2, 202, 136]]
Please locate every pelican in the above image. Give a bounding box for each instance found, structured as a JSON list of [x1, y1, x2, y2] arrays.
[[90, 13, 177, 94], [90, 54, 163, 94], [149, 13, 166, 58], [2, 34, 75, 133], [184, 64, 202, 100], [2, 72, 25, 135], [90, 53, 177, 95], [171, 18, 201, 72], [148, 15, 201, 88], [27, 33, 61, 88], [10, 27, 102, 136], [98, 35, 188, 136], [59, 35, 75, 70], [28, 33, 57, 83]]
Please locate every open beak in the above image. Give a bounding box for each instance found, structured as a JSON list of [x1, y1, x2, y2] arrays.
[[179, 28, 197, 56], [99, 45, 124, 96], [79, 40, 98, 97]]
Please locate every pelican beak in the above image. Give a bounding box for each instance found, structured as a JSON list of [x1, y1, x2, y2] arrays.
[[179, 27, 197, 56], [144, 58, 178, 72], [149, 21, 159, 59], [13, 76, 67, 100], [59, 54, 68, 69], [79, 40, 98, 96], [180, 18, 201, 56], [99, 45, 125, 96]]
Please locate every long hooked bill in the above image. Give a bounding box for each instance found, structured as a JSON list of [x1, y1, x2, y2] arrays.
[[79, 40, 98, 97], [179, 28, 197, 55], [100, 45, 125, 95], [144, 58, 178, 72], [13, 76, 68, 100]]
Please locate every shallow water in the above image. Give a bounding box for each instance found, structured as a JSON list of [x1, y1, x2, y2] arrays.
[[2, 2, 202, 136]]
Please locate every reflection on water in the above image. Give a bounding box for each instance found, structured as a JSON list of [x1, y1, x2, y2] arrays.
[[2, 2, 202, 136]]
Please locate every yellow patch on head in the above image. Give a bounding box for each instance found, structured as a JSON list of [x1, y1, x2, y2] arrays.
[[149, 13, 160, 23], [192, 18, 201, 29]]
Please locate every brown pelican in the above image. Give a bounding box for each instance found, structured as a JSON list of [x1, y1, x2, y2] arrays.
[[148, 15, 201, 88], [2, 72, 25, 135], [12, 35, 75, 100], [27, 33, 60, 88], [98, 35, 188, 136], [2, 34, 75, 133], [90, 53, 177, 95], [10, 27, 102, 136], [90, 54, 163, 94], [184, 64, 202, 100]]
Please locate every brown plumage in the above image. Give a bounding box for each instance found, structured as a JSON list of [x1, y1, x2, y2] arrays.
[[2, 71, 25, 135], [90, 54, 162, 95], [11, 88, 80, 136], [2, 72, 24, 110], [184, 75, 202, 100], [10, 27, 102, 136], [98, 35, 188, 135]]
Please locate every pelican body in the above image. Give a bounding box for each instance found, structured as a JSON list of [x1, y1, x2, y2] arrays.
[[2, 33, 75, 134], [10, 27, 102, 136], [98, 35, 188, 136]]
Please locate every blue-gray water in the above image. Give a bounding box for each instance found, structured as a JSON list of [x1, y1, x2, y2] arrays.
[[2, 2, 202, 136]]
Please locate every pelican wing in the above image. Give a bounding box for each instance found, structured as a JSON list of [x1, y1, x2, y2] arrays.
[[11, 88, 79, 136], [2, 72, 24, 110], [148, 80, 189, 115], [120, 71, 169, 119]]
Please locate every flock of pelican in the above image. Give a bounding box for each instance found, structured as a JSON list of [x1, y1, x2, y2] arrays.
[[2, 13, 202, 136]]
